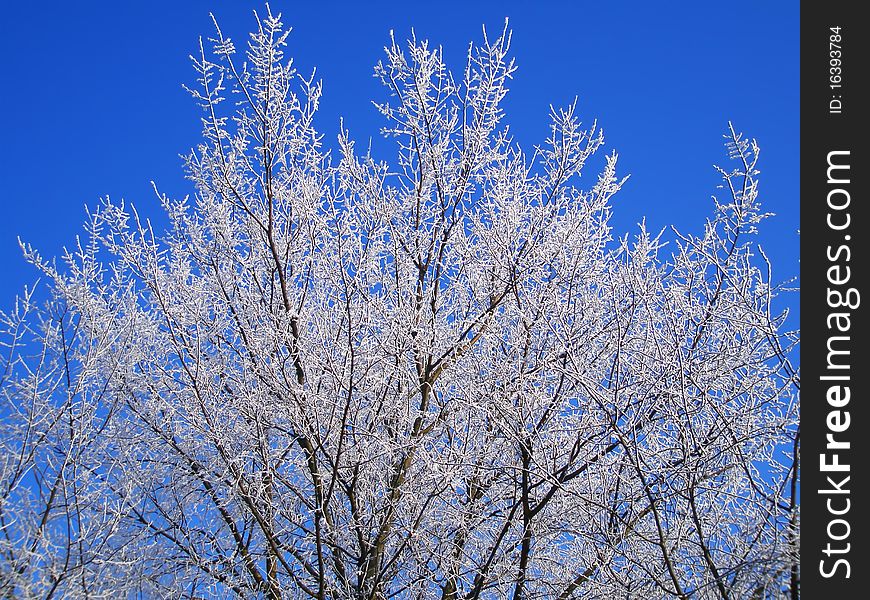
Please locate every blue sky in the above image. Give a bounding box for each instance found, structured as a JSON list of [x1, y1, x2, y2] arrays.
[[0, 1, 798, 316]]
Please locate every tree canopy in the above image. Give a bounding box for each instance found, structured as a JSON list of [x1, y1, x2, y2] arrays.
[[0, 9, 799, 599]]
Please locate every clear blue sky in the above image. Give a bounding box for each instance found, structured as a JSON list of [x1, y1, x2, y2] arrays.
[[0, 2, 798, 316]]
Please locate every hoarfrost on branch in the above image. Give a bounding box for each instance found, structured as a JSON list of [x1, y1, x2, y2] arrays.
[[0, 9, 799, 599]]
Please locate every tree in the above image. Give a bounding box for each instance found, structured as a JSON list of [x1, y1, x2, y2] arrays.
[[1, 8, 799, 599]]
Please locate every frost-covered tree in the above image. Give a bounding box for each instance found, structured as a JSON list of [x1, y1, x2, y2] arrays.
[[1, 9, 799, 599]]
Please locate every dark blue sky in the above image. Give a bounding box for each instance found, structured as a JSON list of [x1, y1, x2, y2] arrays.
[[0, 2, 798, 316]]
